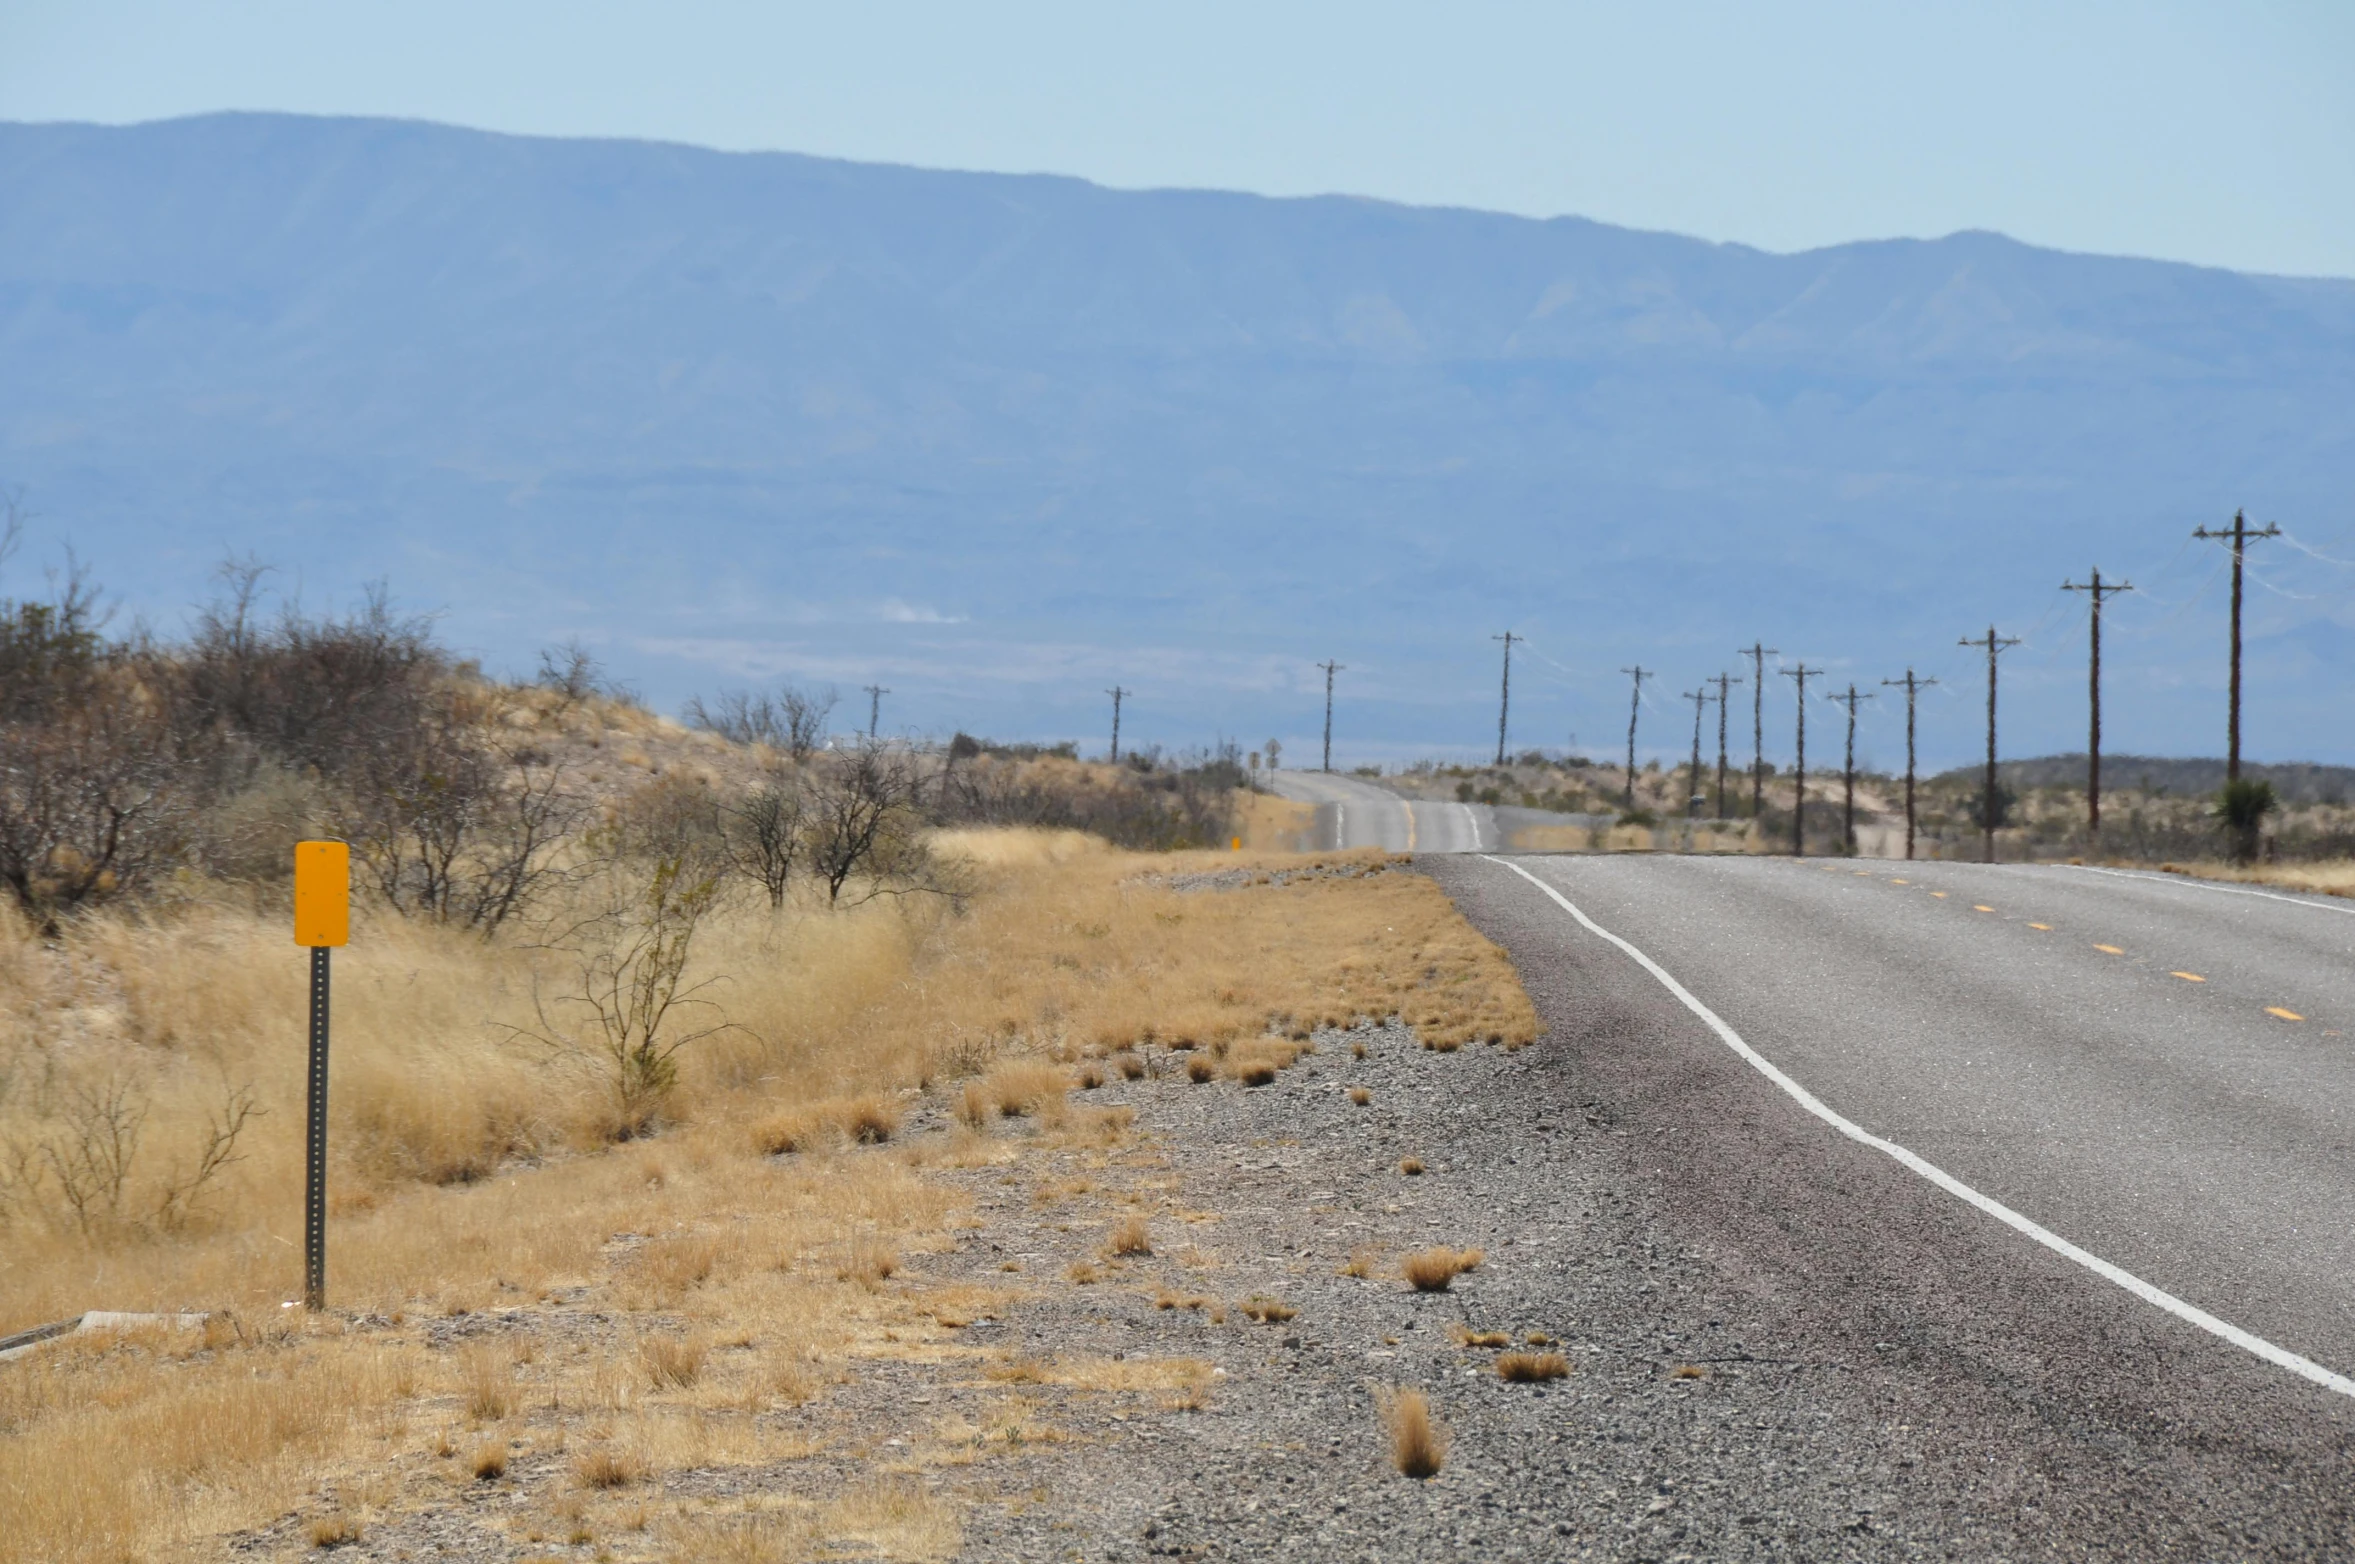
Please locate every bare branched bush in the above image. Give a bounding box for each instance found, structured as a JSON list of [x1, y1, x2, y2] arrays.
[[687, 682, 835, 762], [522, 856, 739, 1135], [805, 743, 954, 907], [935, 747, 1238, 851], [342, 729, 579, 937], [722, 781, 806, 910]]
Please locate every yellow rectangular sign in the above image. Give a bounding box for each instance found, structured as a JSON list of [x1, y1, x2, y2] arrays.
[[293, 840, 350, 948]]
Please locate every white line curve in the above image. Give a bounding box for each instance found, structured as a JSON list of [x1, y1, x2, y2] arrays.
[[1487, 855, 2355, 1401], [2061, 863, 2355, 919]]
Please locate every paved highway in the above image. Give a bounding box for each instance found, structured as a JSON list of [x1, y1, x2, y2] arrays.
[[1427, 853, 2355, 1551], [1267, 769, 1494, 852]]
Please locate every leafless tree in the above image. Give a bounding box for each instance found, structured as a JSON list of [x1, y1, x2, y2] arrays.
[[0, 675, 186, 922], [779, 683, 836, 763], [724, 780, 806, 910], [687, 681, 835, 762], [804, 743, 939, 906]]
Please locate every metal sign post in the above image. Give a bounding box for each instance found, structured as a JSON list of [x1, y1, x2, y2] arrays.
[[292, 841, 350, 1310]]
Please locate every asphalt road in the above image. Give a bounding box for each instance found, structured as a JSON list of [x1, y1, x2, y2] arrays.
[[1424, 852, 2355, 1555], [1268, 770, 1493, 852]]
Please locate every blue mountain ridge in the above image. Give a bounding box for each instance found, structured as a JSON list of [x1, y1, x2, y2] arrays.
[[2, 112, 2350, 766]]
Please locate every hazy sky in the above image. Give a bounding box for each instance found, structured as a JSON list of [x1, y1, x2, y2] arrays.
[[6, 1, 2352, 279]]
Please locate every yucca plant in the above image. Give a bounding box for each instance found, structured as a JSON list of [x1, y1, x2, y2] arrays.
[[2214, 777, 2278, 864]]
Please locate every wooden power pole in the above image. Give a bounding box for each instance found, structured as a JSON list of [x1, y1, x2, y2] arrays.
[[1958, 627, 2021, 863], [1880, 670, 1937, 861], [1492, 633, 1520, 767], [2192, 510, 2280, 781], [1828, 684, 1874, 856], [863, 683, 891, 740], [1738, 643, 1778, 820], [1682, 688, 1712, 820], [1711, 671, 1742, 820], [2060, 569, 2133, 840], [1620, 665, 1652, 808], [1781, 663, 1824, 855], [1105, 686, 1128, 764], [1316, 661, 1343, 772]]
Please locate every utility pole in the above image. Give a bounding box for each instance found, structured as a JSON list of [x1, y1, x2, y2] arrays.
[[1316, 660, 1344, 773], [1958, 627, 2021, 863], [1105, 686, 1128, 764], [2191, 510, 2280, 781], [1681, 688, 1713, 820], [1620, 665, 1652, 808], [863, 683, 890, 740], [1781, 664, 1823, 855], [2060, 569, 2133, 840], [1490, 634, 1521, 766], [1738, 643, 1779, 821], [1880, 670, 1937, 861], [1828, 685, 1874, 856], [1711, 671, 1742, 820]]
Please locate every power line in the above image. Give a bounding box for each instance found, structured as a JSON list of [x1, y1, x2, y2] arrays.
[[1619, 665, 1653, 808], [1105, 686, 1129, 765], [2060, 569, 2133, 841], [1880, 670, 1938, 862], [1737, 642, 1778, 822], [862, 683, 891, 740], [1827, 684, 1875, 857], [1491, 632, 1521, 767], [1316, 660, 1344, 773], [1780, 664, 1824, 856], [1958, 627, 2022, 863], [2192, 509, 2282, 780], [1711, 671, 1743, 820]]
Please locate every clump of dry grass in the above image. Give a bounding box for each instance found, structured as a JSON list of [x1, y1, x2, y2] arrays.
[[981, 1059, 1068, 1118], [1496, 1351, 1571, 1383], [308, 1513, 363, 1549], [459, 1344, 514, 1422], [1402, 1248, 1482, 1292], [835, 1235, 899, 1290], [1380, 1387, 1447, 1479], [1104, 1213, 1152, 1257], [1154, 1288, 1212, 1311], [1238, 1296, 1298, 1324], [469, 1442, 508, 1480], [1399, 1157, 1424, 1176], [1347, 1086, 1371, 1106], [1351, 1041, 1368, 1060], [1184, 1055, 1216, 1084], [841, 1096, 899, 1144], [574, 1444, 646, 1489], [1114, 1052, 1146, 1080], [1451, 1325, 1510, 1349], [1067, 1260, 1103, 1285], [1074, 1061, 1106, 1090], [1339, 1247, 1381, 1279], [1670, 1363, 1707, 1380], [639, 1333, 707, 1389]]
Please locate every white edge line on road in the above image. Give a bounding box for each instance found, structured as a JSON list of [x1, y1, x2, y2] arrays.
[[2060, 862, 2355, 919], [1486, 854, 2355, 1402], [1459, 802, 1483, 852]]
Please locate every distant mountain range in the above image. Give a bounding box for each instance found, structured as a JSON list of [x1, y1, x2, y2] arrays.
[[3, 113, 2350, 766]]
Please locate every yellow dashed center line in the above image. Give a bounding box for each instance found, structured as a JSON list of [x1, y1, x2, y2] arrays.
[[2171, 972, 2206, 983], [1931, 892, 1948, 899], [2094, 944, 2125, 955], [2028, 923, 2052, 931], [1973, 904, 1995, 913], [1891, 878, 1909, 885], [2267, 1007, 2305, 1022]]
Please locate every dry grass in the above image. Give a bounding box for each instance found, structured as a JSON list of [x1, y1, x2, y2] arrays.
[[1380, 1387, 1447, 1479], [1451, 1325, 1510, 1349], [307, 1513, 364, 1549], [1670, 1363, 1708, 1380], [1184, 1054, 1217, 1084], [639, 1334, 708, 1389], [2153, 859, 2355, 898], [1339, 1247, 1382, 1280], [1402, 1247, 1483, 1292], [469, 1442, 509, 1480], [1237, 1295, 1298, 1324], [0, 831, 1537, 1561], [1399, 1157, 1424, 1176], [1104, 1212, 1153, 1257], [1347, 1086, 1371, 1106], [1496, 1351, 1571, 1383]]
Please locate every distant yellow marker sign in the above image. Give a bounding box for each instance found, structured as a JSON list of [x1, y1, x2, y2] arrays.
[[293, 840, 350, 947], [2267, 1007, 2305, 1022]]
